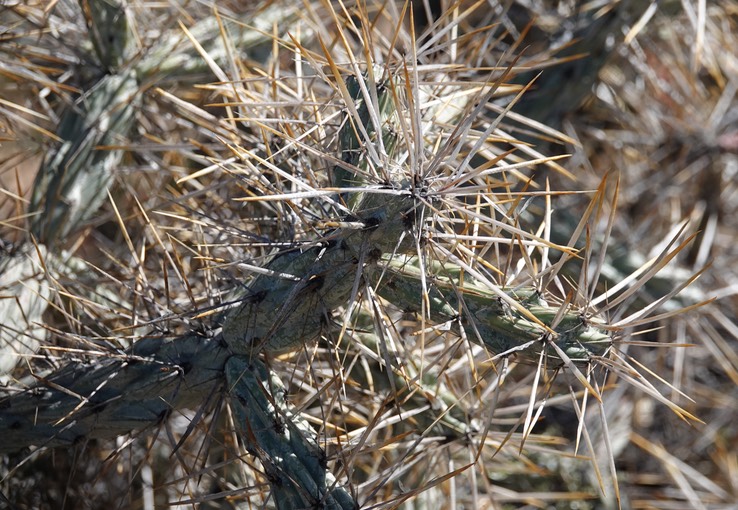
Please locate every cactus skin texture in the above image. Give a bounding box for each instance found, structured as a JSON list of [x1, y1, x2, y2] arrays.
[[227, 356, 357, 509]]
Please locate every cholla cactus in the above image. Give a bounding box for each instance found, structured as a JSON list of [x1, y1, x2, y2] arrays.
[[1, 1, 728, 509]]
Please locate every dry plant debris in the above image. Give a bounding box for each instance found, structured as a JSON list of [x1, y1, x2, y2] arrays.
[[1, 0, 736, 509]]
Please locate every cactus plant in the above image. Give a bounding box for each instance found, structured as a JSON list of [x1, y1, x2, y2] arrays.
[[2, 1, 735, 509]]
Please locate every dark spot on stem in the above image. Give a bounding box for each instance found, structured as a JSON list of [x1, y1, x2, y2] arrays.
[[272, 416, 285, 435], [307, 274, 325, 291], [179, 361, 193, 375], [248, 289, 268, 304], [364, 216, 381, 229], [90, 401, 108, 414]]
